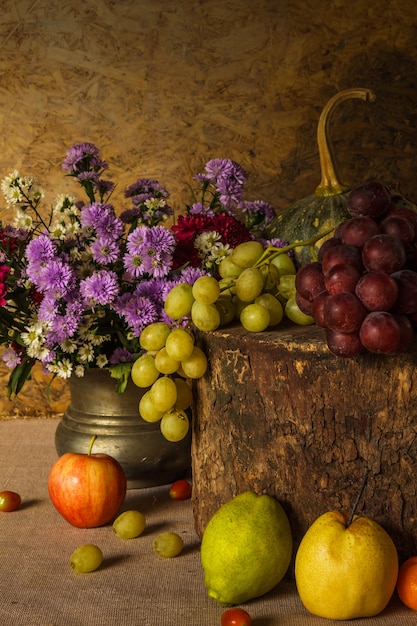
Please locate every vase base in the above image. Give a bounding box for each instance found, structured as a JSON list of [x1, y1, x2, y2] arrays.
[[55, 410, 191, 490]]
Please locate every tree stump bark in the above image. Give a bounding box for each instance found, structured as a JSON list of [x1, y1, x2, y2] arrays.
[[191, 322, 417, 567]]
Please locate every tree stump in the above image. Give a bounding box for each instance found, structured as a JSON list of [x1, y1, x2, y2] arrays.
[[191, 322, 417, 567]]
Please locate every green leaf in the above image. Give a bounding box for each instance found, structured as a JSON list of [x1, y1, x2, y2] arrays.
[[7, 357, 35, 399], [108, 363, 133, 394]]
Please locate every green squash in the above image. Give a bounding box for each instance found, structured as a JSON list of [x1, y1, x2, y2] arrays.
[[265, 88, 376, 268]]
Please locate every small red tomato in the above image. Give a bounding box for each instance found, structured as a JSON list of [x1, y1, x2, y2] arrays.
[[169, 479, 191, 500], [221, 608, 252, 626], [0, 490, 21, 512]]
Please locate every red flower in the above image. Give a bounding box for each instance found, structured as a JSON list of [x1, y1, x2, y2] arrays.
[[172, 213, 251, 270], [210, 213, 252, 248]]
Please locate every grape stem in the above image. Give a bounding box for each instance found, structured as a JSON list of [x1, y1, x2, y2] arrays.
[[255, 226, 336, 267], [218, 226, 336, 295]]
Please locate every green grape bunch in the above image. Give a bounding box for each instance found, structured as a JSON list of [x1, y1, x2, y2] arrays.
[[131, 321, 207, 443], [163, 229, 333, 334]]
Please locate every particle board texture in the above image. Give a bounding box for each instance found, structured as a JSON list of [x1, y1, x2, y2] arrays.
[[0, 0, 417, 417]]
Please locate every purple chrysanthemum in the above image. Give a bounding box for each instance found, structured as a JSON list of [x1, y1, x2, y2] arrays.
[[124, 179, 169, 203], [126, 225, 148, 254], [109, 347, 133, 365], [25, 233, 57, 264], [62, 143, 108, 175], [80, 270, 119, 306], [113, 293, 158, 337], [189, 202, 215, 217], [90, 237, 121, 265], [80, 203, 123, 241]]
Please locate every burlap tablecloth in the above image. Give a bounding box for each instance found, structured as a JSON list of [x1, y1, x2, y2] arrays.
[[0, 419, 413, 626]]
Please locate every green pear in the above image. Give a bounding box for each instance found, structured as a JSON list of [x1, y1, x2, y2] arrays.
[[200, 491, 292, 606], [295, 510, 399, 620]]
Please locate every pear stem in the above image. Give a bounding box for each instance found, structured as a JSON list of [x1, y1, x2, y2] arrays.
[[347, 470, 369, 527], [87, 435, 97, 456]]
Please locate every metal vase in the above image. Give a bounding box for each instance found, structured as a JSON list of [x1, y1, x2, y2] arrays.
[[54, 368, 191, 489]]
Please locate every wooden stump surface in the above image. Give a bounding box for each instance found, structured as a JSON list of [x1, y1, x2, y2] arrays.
[[191, 323, 417, 565]]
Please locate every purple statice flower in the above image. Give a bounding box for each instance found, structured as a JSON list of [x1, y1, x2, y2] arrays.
[[112, 293, 158, 337], [62, 143, 108, 175], [80, 270, 119, 306], [90, 237, 121, 265]]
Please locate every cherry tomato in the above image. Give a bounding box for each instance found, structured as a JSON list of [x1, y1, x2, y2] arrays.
[[221, 608, 252, 626], [169, 479, 191, 500], [0, 490, 21, 512]]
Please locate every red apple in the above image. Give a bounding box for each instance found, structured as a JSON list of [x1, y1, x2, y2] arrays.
[[48, 436, 127, 528]]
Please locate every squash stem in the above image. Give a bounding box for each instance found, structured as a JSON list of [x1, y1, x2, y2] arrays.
[[315, 88, 376, 198]]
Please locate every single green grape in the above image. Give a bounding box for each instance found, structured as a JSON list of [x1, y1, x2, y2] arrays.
[[139, 322, 172, 351], [240, 303, 270, 332], [218, 276, 236, 296], [139, 390, 165, 422], [131, 353, 160, 388], [233, 296, 248, 319], [173, 377, 193, 411], [153, 531, 184, 558], [285, 296, 314, 325], [215, 295, 235, 326], [278, 274, 297, 300], [149, 376, 178, 412], [164, 283, 194, 319], [160, 409, 190, 442], [235, 267, 265, 302], [70, 544, 103, 573], [218, 256, 243, 279], [192, 275, 221, 304], [154, 347, 181, 375], [165, 327, 195, 361], [180, 346, 208, 379], [113, 510, 146, 539], [270, 253, 296, 276], [260, 262, 280, 292], [191, 300, 221, 331], [255, 293, 284, 326], [231, 241, 264, 268]]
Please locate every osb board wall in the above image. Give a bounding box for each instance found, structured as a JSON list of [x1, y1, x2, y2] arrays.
[[0, 0, 416, 418]]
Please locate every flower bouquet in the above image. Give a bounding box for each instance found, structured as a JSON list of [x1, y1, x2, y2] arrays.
[[0, 144, 280, 399]]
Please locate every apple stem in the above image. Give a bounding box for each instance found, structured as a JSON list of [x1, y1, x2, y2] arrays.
[[87, 435, 97, 456], [347, 470, 369, 527]]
